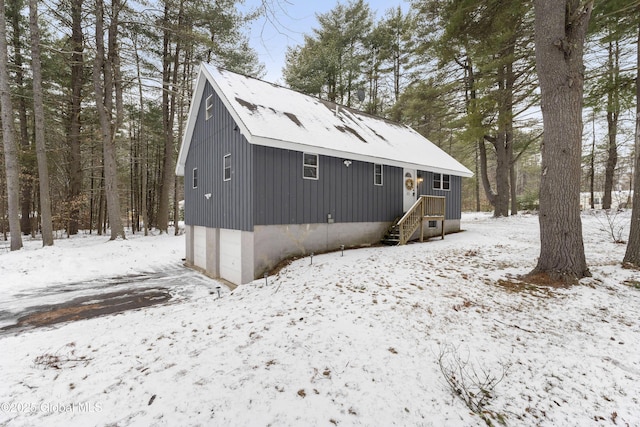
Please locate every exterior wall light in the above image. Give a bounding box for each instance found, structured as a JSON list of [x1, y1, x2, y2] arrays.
[[204, 193, 212, 200], [343, 160, 352, 167]]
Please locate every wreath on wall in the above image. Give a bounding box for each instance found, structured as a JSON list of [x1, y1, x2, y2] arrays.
[[405, 178, 414, 191]]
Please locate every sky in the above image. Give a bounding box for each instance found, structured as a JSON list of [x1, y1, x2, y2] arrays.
[[239, 0, 410, 83]]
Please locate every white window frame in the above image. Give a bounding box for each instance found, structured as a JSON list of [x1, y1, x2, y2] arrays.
[[192, 167, 198, 189], [433, 173, 451, 191], [205, 95, 213, 120], [442, 174, 450, 190], [303, 153, 319, 180], [223, 154, 231, 181], [374, 164, 383, 186]]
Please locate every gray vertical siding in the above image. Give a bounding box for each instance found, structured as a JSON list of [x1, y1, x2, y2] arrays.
[[416, 171, 462, 220], [184, 82, 253, 231], [183, 81, 464, 229], [253, 146, 403, 225]]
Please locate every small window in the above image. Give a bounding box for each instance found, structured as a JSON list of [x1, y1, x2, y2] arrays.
[[205, 95, 213, 120], [192, 168, 198, 189], [443, 174, 450, 190], [433, 173, 451, 191], [303, 153, 319, 180], [374, 164, 383, 186], [223, 154, 231, 181]]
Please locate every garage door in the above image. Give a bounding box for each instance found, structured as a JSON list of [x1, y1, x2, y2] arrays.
[[220, 229, 242, 284], [193, 226, 207, 270]]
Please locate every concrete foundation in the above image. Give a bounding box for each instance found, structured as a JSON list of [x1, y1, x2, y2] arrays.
[[252, 221, 391, 279], [185, 219, 462, 286]]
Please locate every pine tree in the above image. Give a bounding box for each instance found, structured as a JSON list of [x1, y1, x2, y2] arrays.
[[587, 0, 637, 210], [29, 0, 53, 246], [0, 0, 23, 250], [530, 0, 593, 283], [622, 3, 640, 267], [284, 0, 373, 106], [409, 0, 537, 216]]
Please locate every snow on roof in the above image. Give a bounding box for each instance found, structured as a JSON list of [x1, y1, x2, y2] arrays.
[[176, 63, 473, 177]]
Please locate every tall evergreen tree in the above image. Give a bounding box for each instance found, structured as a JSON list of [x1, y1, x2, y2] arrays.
[[530, 0, 593, 282], [409, 0, 537, 216], [284, 0, 373, 106], [7, 0, 33, 235], [29, 0, 54, 246], [0, 0, 23, 250], [587, 0, 637, 210], [93, 0, 125, 240], [622, 2, 640, 267], [67, 0, 84, 235]]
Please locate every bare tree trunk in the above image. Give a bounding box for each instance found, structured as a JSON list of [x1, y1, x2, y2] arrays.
[[97, 166, 104, 236], [623, 19, 640, 267], [93, 0, 125, 240], [510, 155, 517, 215], [89, 140, 95, 234], [602, 39, 620, 210], [29, 0, 53, 246], [590, 114, 596, 209], [9, 1, 33, 236], [493, 132, 510, 217], [0, 0, 22, 251], [478, 138, 497, 207], [475, 142, 481, 211], [0, 165, 6, 240], [530, 0, 592, 283], [506, 56, 517, 216], [131, 32, 148, 235], [68, 0, 84, 235], [174, 49, 190, 236], [157, 0, 184, 233]]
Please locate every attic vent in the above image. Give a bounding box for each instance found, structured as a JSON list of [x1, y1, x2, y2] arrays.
[[205, 95, 213, 120]]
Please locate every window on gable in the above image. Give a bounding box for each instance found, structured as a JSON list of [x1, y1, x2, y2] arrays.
[[192, 168, 198, 189], [303, 153, 319, 180], [374, 164, 383, 186], [433, 173, 451, 191], [223, 154, 231, 181], [205, 95, 213, 120]]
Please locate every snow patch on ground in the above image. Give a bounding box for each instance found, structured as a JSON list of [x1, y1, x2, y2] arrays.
[[1, 213, 639, 426]]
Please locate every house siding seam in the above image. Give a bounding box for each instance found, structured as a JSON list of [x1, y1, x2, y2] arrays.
[[184, 82, 254, 231], [252, 145, 403, 225]]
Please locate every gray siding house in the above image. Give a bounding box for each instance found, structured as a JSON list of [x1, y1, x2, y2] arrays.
[[176, 64, 473, 285]]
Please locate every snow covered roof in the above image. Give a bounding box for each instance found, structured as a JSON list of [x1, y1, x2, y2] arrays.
[[176, 63, 473, 177]]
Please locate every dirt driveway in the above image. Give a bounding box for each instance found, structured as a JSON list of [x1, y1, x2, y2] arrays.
[[0, 265, 218, 336]]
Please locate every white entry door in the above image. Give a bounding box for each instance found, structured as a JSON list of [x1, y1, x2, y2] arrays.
[[403, 168, 417, 212]]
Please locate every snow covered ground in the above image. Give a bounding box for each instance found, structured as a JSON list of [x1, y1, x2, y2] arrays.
[[0, 212, 639, 426]]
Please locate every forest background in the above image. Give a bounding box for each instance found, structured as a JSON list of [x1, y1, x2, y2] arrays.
[[0, 0, 638, 247]]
